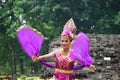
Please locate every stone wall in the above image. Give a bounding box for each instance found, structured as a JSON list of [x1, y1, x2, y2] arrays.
[[41, 34, 120, 80], [88, 34, 120, 80]]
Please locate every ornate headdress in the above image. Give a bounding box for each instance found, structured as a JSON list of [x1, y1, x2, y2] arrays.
[[61, 18, 77, 40]]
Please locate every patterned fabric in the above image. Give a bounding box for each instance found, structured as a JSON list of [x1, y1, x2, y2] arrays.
[[54, 51, 75, 80]]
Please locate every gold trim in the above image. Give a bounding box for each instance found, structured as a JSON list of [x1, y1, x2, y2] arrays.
[[55, 68, 73, 74], [17, 25, 46, 39]]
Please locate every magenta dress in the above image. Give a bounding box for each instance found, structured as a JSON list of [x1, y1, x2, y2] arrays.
[[54, 51, 75, 80]]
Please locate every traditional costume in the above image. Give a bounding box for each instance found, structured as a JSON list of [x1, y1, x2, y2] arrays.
[[17, 18, 93, 80]]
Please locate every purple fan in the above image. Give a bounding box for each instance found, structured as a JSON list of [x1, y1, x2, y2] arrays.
[[70, 32, 93, 70], [17, 27, 55, 68], [17, 27, 43, 57]]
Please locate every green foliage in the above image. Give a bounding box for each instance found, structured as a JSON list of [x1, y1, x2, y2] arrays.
[[17, 76, 43, 80], [19, 75, 27, 80], [114, 11, 120, 26]]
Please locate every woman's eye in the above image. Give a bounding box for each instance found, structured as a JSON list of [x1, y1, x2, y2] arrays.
[[61, 40, 69, 43], [65, 40, 68, 42], [61, 40, 64, 42]]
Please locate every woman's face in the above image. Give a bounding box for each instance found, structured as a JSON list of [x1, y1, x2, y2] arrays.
[[60, 38, 71, 50]]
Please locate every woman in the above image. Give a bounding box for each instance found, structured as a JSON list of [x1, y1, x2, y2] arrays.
[[32, 18, 96, 80]]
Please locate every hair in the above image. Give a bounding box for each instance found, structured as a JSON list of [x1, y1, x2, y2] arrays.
[[61, 35, 73, 42]]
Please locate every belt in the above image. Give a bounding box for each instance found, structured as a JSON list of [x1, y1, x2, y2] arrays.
[[55, 68, 73, 74]]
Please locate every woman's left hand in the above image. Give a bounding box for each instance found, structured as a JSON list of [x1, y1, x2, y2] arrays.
[[88, 65, 96, 72]]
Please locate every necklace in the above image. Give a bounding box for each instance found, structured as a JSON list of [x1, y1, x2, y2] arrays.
[[60, 49, 70, 59]]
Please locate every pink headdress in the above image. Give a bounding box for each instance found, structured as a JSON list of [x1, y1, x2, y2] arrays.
[[61, 18, 77, 39]]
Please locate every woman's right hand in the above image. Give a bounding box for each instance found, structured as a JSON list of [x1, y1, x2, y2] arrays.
[[32, 55, 39, 62]]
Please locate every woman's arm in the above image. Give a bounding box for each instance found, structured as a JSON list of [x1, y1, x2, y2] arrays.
[[32, 52, 55, 62]]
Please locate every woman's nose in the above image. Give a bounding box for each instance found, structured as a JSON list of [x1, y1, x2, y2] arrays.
[[62, 41, 67, 44]]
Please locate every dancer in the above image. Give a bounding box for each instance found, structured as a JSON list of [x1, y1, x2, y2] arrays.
[[31, 18, 96, 80]]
